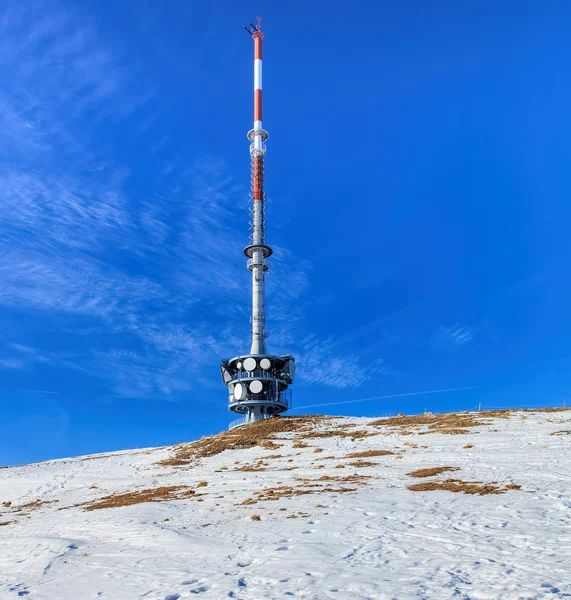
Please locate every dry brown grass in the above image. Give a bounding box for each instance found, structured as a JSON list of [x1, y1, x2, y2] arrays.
[[292, 439, 309, 448], [463, 444, 474, 449], [197, 481, 208, 487], [369, 411, 484, 435], [407, 466, 460, 478], [81, 486, 197, 511], [247, 485, 358, 504], [0, 521, 12, 526], [300, 428, 378, 440], [317, 474, 372, 483], [158, 415, 334, 466], [527, 407, 570, 413], [250, 514, 261, 521], [347, 461, 377, 467], [18, 499, 58, 511], [408, 478, 521, 495], [234, 465, 266, 472], [550, 430, 571, 436], [1, 501, 11, 508], [372, 408, 570, 437], [259, 440, 283, 450], [239, 474, 370, 506], [346, 450, 393, 459]]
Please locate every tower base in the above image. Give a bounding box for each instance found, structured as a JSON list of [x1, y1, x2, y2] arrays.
[[220, 353, 295, 429]]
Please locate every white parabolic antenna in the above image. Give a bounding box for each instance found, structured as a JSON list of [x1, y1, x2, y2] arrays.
[[243, 357, 257, 371], [237, 361, 242, 370], [249, 380, 263, 394], [260, 358, 271, 370], [234, 383, 244, 400]]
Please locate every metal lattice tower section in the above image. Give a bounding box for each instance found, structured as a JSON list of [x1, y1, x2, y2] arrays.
[[219, 18, 295, 429], [245, 20, 270, 355]]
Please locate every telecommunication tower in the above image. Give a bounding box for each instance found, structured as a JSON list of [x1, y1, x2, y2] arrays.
[[220, 18, 295, 428]]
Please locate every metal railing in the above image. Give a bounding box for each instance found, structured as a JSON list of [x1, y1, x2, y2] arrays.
[[229, 388, 291, 410], [230, 369, 287, 383]]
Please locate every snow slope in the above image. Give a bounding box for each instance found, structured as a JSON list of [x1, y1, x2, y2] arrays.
[[0, 409, 570, 600]]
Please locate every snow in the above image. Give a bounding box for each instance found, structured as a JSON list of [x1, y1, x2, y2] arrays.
[[1, 410, 570, 600]]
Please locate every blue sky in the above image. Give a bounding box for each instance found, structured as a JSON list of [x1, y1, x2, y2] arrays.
[[2, 1, 571, 465]]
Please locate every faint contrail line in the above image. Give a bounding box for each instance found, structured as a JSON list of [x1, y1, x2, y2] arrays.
[[290, 386, 482, 411]]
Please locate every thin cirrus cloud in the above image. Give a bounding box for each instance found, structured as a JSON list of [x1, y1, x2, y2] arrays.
[[0, 3, 384, 400], [431, 323, 473, 350]]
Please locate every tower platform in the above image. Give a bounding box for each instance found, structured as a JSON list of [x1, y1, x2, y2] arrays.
[[220, 354, 295, 427]]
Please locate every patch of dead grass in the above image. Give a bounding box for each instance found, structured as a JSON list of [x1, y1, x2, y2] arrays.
[[158, 415, 333, 466], [239, 474, 370, 506], [369, 411, 484, 435], [81, 486, 198, 511], [18, 499, 58, 511], [292, 439, 310, 448], [300, 428, 378, 440], [317, 474, 372, 483], [550, 430, 571, 436], [407, 466, 460, 478], [346, 450, 393, 459], [408, 478, 521, 495], [347, 460, 377, 467]]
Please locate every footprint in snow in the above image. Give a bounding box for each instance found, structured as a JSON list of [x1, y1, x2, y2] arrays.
[[276, 546, 289, 551], [182, 580, 199, 585], [165, 595, 180, 600], [541, 584, 561, 594]]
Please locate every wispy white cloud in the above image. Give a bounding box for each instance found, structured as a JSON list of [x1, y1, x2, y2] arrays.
[[431, 323, 473, 350], [0, 359, 25, 369], [0, 2, 385, 400], [295, 335, 392, 389]]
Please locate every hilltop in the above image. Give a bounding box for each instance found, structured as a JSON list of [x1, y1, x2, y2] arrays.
[[0, 409, 570, 599]]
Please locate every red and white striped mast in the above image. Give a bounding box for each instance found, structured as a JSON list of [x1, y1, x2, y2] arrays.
[[243, 17, 271, 355], [219, 18, 295, 428]]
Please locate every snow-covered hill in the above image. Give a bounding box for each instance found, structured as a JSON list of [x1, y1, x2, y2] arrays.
[[1, 409, 570, 600]]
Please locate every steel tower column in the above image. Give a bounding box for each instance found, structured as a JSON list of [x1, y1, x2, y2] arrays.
[[247, 20, 269, 355], [220, 18, 295, 429]]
